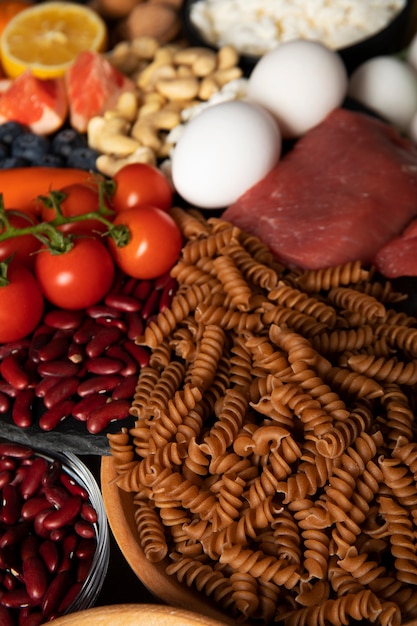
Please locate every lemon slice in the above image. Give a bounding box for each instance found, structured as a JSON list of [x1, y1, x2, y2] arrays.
[[0, 1, 108, 79]]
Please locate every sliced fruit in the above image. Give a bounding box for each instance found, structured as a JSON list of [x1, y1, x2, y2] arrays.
[[0, 2, 108, 79], [66, 50, 135, 133], [0, 1, 31, 37], [0, 70, 68, 134]]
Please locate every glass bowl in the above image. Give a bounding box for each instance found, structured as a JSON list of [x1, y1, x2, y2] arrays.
[[0, 441, 110, 623], [181, 0, 415, 74]]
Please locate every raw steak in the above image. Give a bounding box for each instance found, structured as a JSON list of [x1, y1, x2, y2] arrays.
[[223, 108, 417, 271], [374, 217, 417, 278]]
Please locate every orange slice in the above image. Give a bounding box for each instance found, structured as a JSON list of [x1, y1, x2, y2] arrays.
[[0, 1, 108, 79]]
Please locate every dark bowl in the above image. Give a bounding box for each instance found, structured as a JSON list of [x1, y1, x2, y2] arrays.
[[181, 0, 416, 75]]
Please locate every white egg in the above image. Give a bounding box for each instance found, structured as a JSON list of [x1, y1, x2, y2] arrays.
[[171, 100, 281, 209], [406, 31, 417, 72], [348, 56, 417, 131], [247, 40, 348, 139]]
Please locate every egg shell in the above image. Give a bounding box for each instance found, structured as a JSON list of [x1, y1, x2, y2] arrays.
[[171, 100, 281, 209], [348, 56, 417, 131], [247, 40, 348, 139]]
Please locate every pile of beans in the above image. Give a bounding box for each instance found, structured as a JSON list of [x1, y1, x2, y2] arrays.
[[0, 271, 177, 434], [0, 441, 99, 625]]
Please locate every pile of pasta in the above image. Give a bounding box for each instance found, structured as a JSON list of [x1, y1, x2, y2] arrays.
[[108, 207, 417, 626]]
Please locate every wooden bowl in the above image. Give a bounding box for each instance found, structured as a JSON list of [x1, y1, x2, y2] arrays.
[[47, 603, 229, 625], [100, 456, 234, 626]]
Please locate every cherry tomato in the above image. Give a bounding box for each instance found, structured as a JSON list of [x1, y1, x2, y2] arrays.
[[40, 183, 108, 236], [35, 237, 115, 310], [0, 210, 41, 268], [108, 206, 182, 280], [111, 164, 173, 213], [0, 167, 96, 215], [0, 264, 44, 342]]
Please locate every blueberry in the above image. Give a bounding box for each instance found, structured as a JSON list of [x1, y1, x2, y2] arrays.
[[52, 128, 87, 158], [0, 121, 28, 145], [36, 153, 65, 167], [11, 133, 50, 162], [0, 156, 30, 169], [66, 146, 99, 171], [0, 142, 9, 160]]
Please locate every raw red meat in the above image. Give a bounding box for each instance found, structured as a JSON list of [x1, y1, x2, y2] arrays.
[[223, 108, 417, 271], [374, 217, 417, 277]]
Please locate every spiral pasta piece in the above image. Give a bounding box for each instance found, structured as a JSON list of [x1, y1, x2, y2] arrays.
[[295, 261, 369, 293], [328, 286, 386, 322], [133, 497, 168, 562], [187, 324, 226, 391], [268, 282, 337, 326], [348, 354, 417, 386]]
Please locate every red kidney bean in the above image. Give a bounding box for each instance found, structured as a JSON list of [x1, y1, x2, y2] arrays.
[[86, 304, 121, 319], [20, 536, 40, 562], [43, 377, 79, 410], [0, 484, 21, 525], [85, 356, 123, 376], [36, 360, 79, 379], [80, 502, 98, 524], [104, 292, 141, 312], [123, 341, 150, 368], [133, 279, 152, 301], [28, 331, 53, 365], [34, 376, 61, 399], [43, 309, 84, 330], [21, 497, 50, 521], [86, 399, 131, 434], [41, 570, 73, 619], [120, 276, 137, 295], [125, 311, 144, 340], [111, 374, 138, 401], [0, 391, 10, 413], [0, 354, 29, 390], [37, 336, 71, 363], [75, 538, 96, 560], [39, 540, 59, 574], [19, 611, 44, 626], [141, 289, 160, 320], [41, 461, 61, 488], [73, 318, 98, 345], [85, 326, 121, 359], [58, 533, 78, 573], [0, 381, 20, 398], [22, 556, 48, 602], [0, 521, 31, 549], [20, 457, 48, 500], [106, 345, 138, 377], [38, 399, 75, 432], [33, 509, 55, 540], [76, 374, 122, 397], [43, 484, 70, 509], [0, 341, 31, 360], [71, 393, 108, 422], [12, 388, 35, 429], [159, 277, 177, 312], [0, 605, 14, 626], [76, 552, 94, 583], [96, 316, 127, 332], [0, 470, 12, 489], [42, 497, 82, 531], [74, 520, 95, 539], [0, 457, 16, 470], [59, 474, 88, 500], [67, 342, 84, 364], [1, 589, 34, 609], [57, 581, 83, 613]]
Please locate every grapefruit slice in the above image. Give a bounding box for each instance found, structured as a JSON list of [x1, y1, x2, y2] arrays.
[[0, 1, 107, 79], [66, 51, 136, 133], [0, 70, 68, 134]]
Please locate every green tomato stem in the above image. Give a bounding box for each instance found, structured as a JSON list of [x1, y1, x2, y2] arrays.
[[0, 178, 131, 254]]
